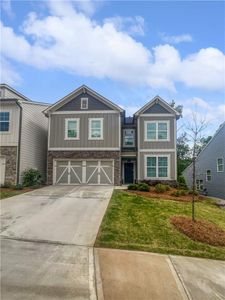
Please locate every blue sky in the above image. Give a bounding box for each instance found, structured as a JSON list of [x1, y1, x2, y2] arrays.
[[1, 0, 225, 136]]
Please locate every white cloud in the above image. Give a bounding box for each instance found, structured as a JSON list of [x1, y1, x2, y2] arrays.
[[104, 16, 145, 36], [0, 56, 21, 85], [1, 0, 14, 18], [191, 97, 211, 109], [160, 33, 193, 44], [0, 1, 224, 91]]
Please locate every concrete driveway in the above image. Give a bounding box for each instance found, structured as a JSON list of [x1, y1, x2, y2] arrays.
[[1, 185, 113, 300]]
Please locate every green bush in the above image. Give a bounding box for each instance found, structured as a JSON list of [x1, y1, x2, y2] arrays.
[[13, 184, 23, 190], [127, 183, 138, 190], [188, 190, 199, 196], [170, 191, 180, 197], [137, 183, 150, 192], [171, 190, 188, 197], [178, 176, 188, 190], [155, 184, 169, 193], [1, 182, 12, 188], [22, 168, 42, 187]]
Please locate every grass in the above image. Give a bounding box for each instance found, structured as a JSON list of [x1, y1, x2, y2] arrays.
[[0, 188, 33, 199], [95, 190, 225, 260]]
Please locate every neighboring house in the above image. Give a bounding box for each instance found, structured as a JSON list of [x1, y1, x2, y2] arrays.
[[0, 84, 49, 185], [44, 85, 180, 186], [183, 122, 225, 199]]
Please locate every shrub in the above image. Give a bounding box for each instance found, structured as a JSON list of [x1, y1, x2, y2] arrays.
[[155, 184, 169, 193], [128, 183, 138, 190], [13, 184, 23, 190], [171, 191, 180, 197], [1, 182, 12, 188], [188, 190, 199, 196], [178, 176, 188, 190], [137, 183, 150, 192], [22, 168, 42, 187]]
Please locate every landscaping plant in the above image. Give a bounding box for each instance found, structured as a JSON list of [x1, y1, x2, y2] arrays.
[[22, 168, 42, 187]]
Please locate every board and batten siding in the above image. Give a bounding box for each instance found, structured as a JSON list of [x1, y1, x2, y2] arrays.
[[139, 151, 176, 180], [49, 113, 120, 149], [139, 116, 176, 150], [19, 102, 48, 182], [0, 103, 20, 146]]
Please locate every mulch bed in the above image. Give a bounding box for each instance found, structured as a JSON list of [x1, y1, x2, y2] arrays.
[[1, 187, 33, 193], [171, 216, 225, 247], [127, 189, 205, 202]]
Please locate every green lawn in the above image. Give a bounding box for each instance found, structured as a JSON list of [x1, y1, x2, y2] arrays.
[[0, 188, 32, 200], [95, 190, 225, 260]]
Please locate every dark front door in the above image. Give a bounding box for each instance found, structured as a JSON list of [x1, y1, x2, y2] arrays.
[[124, 162, 134, 184]]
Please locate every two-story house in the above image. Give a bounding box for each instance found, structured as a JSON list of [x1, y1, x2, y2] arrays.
[[183, 122, 225, 199], [44, 85, 180, 186], [0, 84, 49, 185]]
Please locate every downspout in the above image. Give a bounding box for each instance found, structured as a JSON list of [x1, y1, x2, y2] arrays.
[[15, 100, 22, 184]]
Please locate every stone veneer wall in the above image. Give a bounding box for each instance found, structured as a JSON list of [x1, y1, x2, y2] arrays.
[[0, 146, 17, 185], [47, 151, 121, 185]]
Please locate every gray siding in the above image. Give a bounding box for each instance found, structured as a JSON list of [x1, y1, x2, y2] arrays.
[[19, 102, 48, 182], [183, 124, 225, 199], [0, 102, 20, 146], [57, 92, 113, 111], [139, 116, 176, 149], [139, 151, 176, 180], [49, 113, 120, 149], [1, 87, 24, 100], [143, 103, 172, 114]]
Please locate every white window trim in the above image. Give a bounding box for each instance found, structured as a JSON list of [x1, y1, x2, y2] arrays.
[[196, 179, 204, 191], [206, 170, 212, 182], [81, 97, 88, 109], [65, 118, 80, 140], [144, 154, 170, 180], [88, 118, 103, 140], [0, 111, 10, 134], [123, 129, 135, 147], [144, 120, 170, 142], [217, 157, 224, 172]]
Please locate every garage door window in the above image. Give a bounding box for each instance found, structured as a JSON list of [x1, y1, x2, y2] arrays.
[[65, 118, 79, 140], [89, 118, 103, 140]]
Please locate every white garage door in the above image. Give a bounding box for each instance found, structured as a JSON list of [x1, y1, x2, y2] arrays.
[[54, 160, 114, 185]]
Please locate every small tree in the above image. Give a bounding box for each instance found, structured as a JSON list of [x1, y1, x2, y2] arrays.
[[186, 113, 207, 221]]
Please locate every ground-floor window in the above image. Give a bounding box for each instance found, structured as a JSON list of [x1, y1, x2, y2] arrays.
[[196, 179, 204, 191], [206, 170, 212, 181], [146, 155, 169, 179]]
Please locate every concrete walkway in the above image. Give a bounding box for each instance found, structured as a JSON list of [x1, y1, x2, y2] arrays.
[[95, 248, 225, 300], [0, 185, 113, 300]]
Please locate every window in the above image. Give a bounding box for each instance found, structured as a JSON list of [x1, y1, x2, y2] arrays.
[[0, 112, 10, 132], [89, 118, 103, 139], [81, 98, 88, 109], [146, 155, 169, 179], [123, 129, 135, 147], [196, 179, 203, 191], [65, 118, 79, 139], [206, 170, 212, 181], [217, 158, 224, 172], [145, 121, 169, 141]]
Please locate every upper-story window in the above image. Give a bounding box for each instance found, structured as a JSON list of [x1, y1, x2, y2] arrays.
[[89, 118, 103, 140], [145, 121, 169, 141], [65, 118, 80, 140], [217, 158, 224, 172], [123, 129, 135, 147], [81, 98, 88, 109], [206, 170, 212, 181], [0, 112, 10, 132]]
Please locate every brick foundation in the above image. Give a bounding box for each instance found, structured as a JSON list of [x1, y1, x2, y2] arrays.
[[0, 146, 17, 185], [47, 151, 121, 185]]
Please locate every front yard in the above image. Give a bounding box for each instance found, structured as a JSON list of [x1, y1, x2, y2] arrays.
[[0, 187, 34, 199], [95, 190, 225, 260]]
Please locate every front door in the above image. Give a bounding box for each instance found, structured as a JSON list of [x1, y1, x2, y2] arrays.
[[124, 162, 134, 184]]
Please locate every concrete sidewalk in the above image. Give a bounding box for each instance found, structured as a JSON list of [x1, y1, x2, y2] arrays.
[[95, 248, 225, 300]]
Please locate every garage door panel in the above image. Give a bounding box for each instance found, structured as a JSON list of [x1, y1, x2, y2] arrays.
[[55, 160, 113, 185]]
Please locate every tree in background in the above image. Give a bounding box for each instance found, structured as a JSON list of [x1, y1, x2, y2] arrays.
[[186, 113, 207, 221], [177, 132, 192, 176]]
